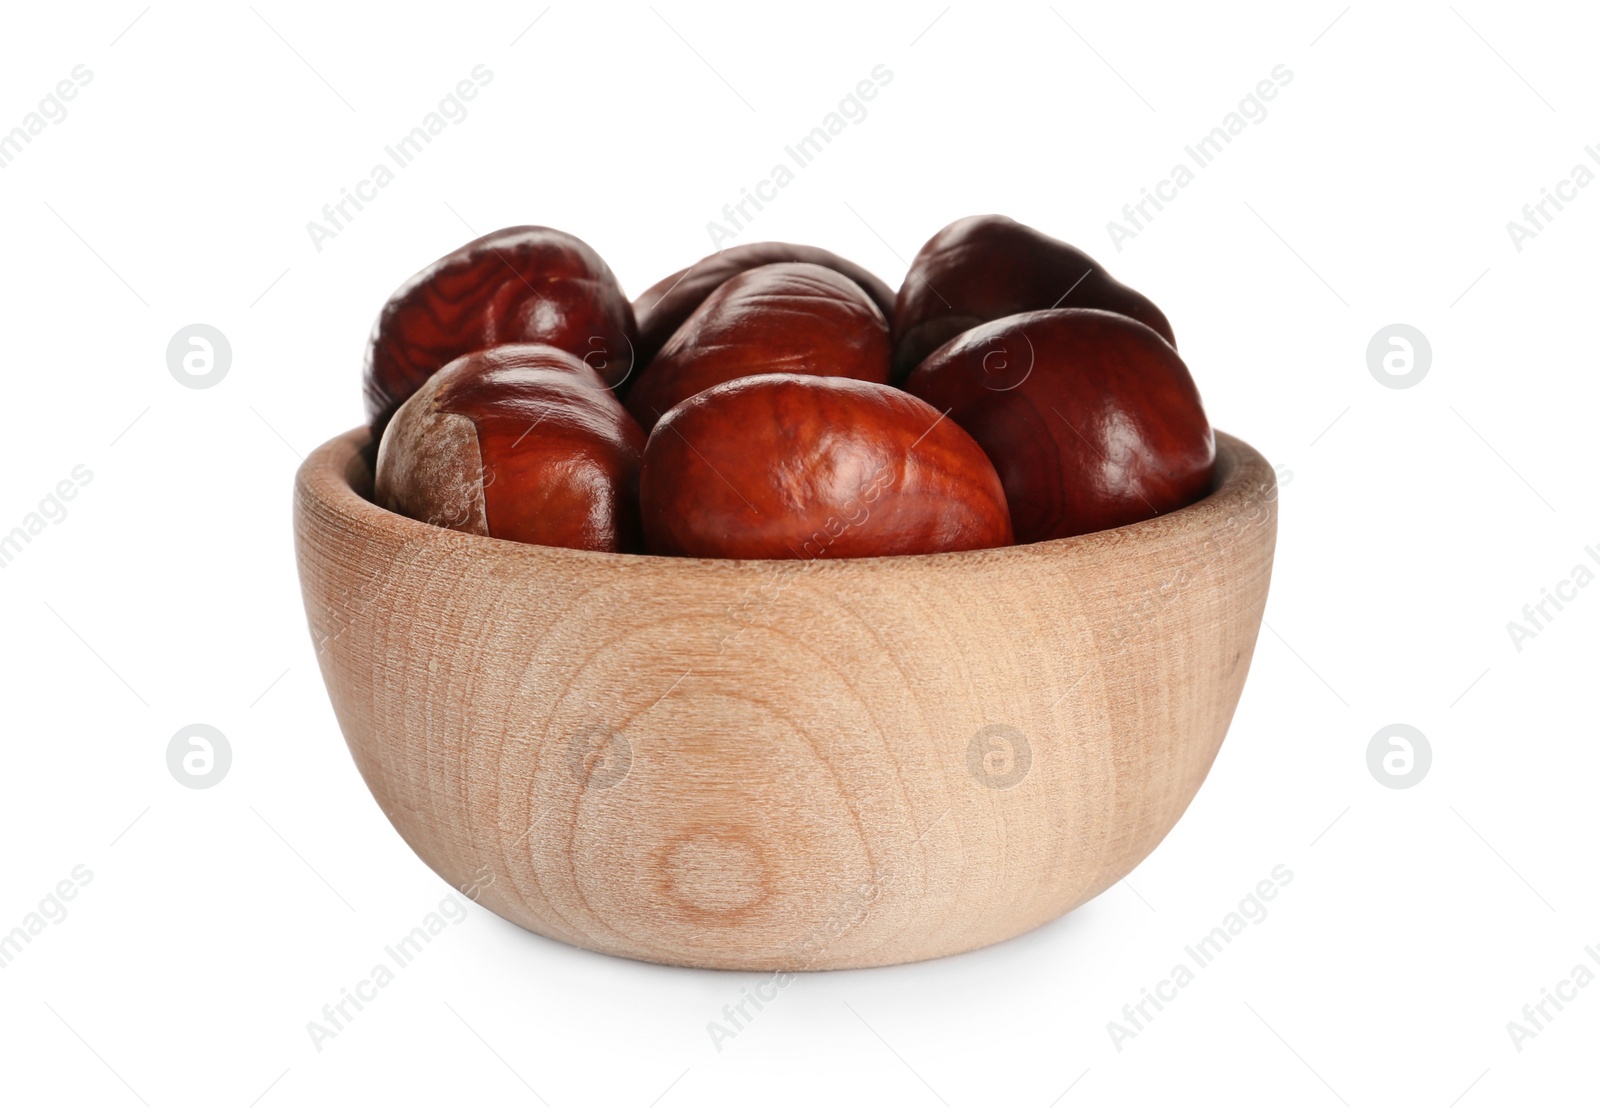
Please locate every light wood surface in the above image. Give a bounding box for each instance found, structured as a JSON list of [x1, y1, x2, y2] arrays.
[[294, 427, 1278, 970]]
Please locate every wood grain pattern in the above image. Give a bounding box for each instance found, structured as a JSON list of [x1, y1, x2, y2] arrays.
[[294, 427, 1278, 970]]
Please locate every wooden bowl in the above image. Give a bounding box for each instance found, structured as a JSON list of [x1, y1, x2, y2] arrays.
[[294, 428, 1277, 970]]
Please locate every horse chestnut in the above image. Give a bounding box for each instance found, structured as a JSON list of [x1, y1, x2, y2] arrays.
[[893, 215, 1174, 378], [640, 374, 1012, 559], [624, 263, 892, 432], [375, 343, 645, 551], [363, 226, 636, 439], [633, 241, 895, 366], [902, 309, 1213, 542]]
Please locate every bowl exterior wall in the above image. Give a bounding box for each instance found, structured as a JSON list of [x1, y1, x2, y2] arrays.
[[294, 428, 1277, 970]]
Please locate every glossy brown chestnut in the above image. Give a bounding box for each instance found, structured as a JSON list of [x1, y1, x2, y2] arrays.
[[640, 374, 1012, 559], [363, 226, 637, 439], [624, 263, 893, 432], [375, 343, 645, 551], [903, 309, 1213, 542], [633, 242, 895, 366], [893, 214, 1175, 378]]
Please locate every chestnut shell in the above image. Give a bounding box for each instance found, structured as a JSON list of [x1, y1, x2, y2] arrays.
[[640, 373, 1012, 559], [893, 214, 1175, 378], [903, 308, 1212, 542], [375, 343, 644, 551], [364, 226, 636, 440], [633, 241, 895, 366], [625, 262, 891, 432]]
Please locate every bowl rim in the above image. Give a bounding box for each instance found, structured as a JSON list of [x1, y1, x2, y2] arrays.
[[296, 426, 1277, 572]]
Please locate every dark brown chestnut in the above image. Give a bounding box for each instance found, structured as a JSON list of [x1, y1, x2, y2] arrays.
[[893, 214, 1174, 378], [375, 343, 644, 551], [625, 263, 892, 432], [633, 241, 895, 366], [363, 226, 636, 440], [640, 374, 1011, 559], [902, 309, 1213, 542]]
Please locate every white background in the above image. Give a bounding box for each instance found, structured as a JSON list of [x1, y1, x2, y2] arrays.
[[1, 2, 1595, 1110]]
